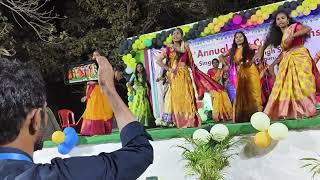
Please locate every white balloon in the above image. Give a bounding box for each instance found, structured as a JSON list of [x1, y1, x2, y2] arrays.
[[268, 123, 289, 140], [250, 112, 271, 131], [210, 124, 229, 141], [192, 129, 210, 143], [125, 67, 133, 74]]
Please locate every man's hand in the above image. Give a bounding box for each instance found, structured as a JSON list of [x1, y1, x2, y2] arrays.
[[96, 56, 116, 95]]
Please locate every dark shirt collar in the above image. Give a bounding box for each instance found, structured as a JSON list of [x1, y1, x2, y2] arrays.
[[0, 147, 33, 162]]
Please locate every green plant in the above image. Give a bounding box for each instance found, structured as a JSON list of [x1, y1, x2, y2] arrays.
[[301, 157, 320, 179], [178, 136, 239, 180]]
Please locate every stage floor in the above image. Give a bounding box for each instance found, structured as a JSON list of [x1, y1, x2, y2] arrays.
[[43, 107, 320, 148]]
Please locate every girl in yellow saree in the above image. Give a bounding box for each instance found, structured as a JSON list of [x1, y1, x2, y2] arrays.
[[157, 28, 229, 128], [256, 11, 318, 120], [220, 31, 262, 123]]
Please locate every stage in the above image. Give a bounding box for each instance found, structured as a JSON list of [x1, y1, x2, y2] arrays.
[[36, 126, 320, 180], [43, 105, 320, 148]]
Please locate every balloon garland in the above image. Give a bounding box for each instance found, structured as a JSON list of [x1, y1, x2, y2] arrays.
[[119, 0, 320, 74]]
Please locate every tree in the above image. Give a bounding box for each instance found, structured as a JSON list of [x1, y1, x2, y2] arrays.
[[0, 0, 61, 57], [1, 0, 282, 82]]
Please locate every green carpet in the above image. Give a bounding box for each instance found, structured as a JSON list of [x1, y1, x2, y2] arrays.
[[43, 112, 320, 148]]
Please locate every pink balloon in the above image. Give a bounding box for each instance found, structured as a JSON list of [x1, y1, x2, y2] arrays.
[[232, 15, 243, 25]]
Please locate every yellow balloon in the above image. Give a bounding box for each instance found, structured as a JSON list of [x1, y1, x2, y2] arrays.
[[291, 10, 298, 18], [214, 26, 221, 33], [212, 18, 218, 24], [251, 15, 258, 22], [303, 8, 311, 16], [262, 13, 270, 20], [208, 23, 214, 29], [222, 16, 229, 23], [254, 131, 271, 148], [309, 3, 318, 10], [256, 10, 263, 16], [297, 6, 304, 13], [302, 1, 309, 7], [204, 27, 210, 34], [257, 18, 264, 24], [52, 131, 65, 144]]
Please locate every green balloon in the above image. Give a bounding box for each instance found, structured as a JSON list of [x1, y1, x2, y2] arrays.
[[144, 39, 152, 47]]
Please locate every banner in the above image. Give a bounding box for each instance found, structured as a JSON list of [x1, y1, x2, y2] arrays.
[[189, 14, 320, 74]]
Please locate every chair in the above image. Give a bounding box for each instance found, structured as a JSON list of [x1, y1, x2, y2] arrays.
[[57, 109, 77, 129]]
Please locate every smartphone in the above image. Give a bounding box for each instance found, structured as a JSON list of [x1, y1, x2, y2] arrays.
[[63, 61, 98, 85]]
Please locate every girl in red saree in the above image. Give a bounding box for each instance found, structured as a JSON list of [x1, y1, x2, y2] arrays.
[[256, 11, 319, 120], [157, 28, 228, 128]]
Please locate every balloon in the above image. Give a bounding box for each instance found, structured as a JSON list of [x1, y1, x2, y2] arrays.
[[302, 1, 309, 7], [251, 15, 258, 22], [262, 13, 270, 20], [256, 10, 263, 16], [125, 67, 133, 74], [297, 5, 304, 13], [138, 43, 145, 50], [232, 15, 243, 25], [192, 129, 210, 143], [257, 17, 264, 24], [214, 26, 220, 33], [291, 10, 298, 18], [129, 57, 136, 64], [210, 124, 229, 141], [58, 143, 72, 155], [268, 123, 289, 140], [126, 54, 132, 60], [303, 9, 311, 16], [52, 131, 65, 144], [208, 23, 214, 29], [310, 3, 318, 10], [144, 39, 152, 47], [250, 112, 271, 131], [63, 127, 76, 135], [204, 27, 210, 34], [212, 18, 218, 24], [64, 133, 78, 147], [254, 131, 271, 148]]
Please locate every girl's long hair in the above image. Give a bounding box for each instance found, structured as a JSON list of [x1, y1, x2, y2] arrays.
[[135, 62, 147, 84], [264, 10, 297, 47], [229, 31, 254, 64]]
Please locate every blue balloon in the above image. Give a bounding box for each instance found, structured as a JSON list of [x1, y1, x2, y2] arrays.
[[129, 96, 133, 102], [58, 143, 72, 155], [63, 127, 76, 135], [64, 133, 78, 147]]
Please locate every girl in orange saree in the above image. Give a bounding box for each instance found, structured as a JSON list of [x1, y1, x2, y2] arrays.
[[256, 11, 319, 120], [220, 31, 262, 123], [207, 59, 233, 122]]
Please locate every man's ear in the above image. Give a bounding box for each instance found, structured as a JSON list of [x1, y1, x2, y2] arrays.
[[27, 108, 42, 135], [33, 108, 43, 132]]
